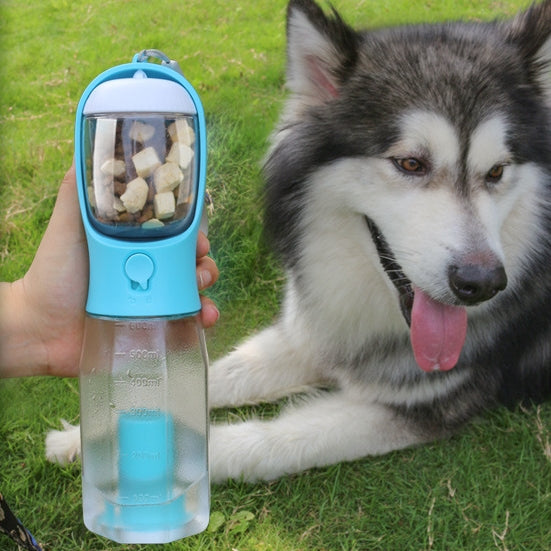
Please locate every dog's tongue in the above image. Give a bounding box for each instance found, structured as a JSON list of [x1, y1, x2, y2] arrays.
[[410, 287, 467, 372]]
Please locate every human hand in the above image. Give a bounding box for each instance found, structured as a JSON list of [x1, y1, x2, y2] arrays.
[[0, 164, 219, 378]]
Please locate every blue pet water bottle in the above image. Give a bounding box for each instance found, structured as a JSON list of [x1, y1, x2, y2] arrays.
[[74, 50, 209, 544]]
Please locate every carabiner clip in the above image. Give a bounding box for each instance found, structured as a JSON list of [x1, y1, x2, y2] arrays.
[[132, 49, 184, 76]]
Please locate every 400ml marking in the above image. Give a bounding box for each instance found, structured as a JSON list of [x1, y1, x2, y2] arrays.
[[114, 369, 163, 388], [128, 371, 162, 387]]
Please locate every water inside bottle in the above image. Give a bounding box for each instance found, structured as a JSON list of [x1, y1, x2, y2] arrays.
[[81, 424, 209, 544]]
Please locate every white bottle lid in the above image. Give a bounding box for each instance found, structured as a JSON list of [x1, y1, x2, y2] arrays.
[[83, 70, 197, 115]]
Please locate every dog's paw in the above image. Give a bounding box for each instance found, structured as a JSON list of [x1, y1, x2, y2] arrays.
[[209, 422, 258, 483], [45, 420, 81, 465], [209, 421, 287, 483]]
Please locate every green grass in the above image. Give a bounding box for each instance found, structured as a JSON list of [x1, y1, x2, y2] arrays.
[[1, 0, 550, 550]]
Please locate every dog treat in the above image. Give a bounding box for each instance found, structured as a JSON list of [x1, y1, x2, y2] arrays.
[[100, 158, 126, 178], [88, 117, 196, 229], [141, 218, 165, 228], [154, 162, 184, 193], [168, 119, 195, 146], [128, 121, 156, 143], [113, 197, 126, 213], [137, 204, 154, 223], [120, 177, 149, 214], [154, 191, 176, 220], [132, 147, 162, 178], [166, 142, 194, 170]]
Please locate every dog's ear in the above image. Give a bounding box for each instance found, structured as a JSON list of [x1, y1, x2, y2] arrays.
[[507, 0, 551, 100], [285, 0, 359, 105]]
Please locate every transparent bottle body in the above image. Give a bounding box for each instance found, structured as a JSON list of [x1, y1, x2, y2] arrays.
[[79, 315, 209, 544]]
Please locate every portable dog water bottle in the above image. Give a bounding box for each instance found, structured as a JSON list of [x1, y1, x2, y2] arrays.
[[74, 50, 209, 544]]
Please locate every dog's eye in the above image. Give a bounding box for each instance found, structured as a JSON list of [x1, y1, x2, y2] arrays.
[[486, 164, 505, 184], [392, 157, 427, 176]]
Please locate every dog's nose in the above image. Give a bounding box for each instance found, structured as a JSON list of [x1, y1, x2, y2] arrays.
[[448, 263, 507, 305]]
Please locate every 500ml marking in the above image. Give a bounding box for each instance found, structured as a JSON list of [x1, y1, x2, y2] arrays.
[[129, 348, 160, 360], [114, 349, 161, 361]]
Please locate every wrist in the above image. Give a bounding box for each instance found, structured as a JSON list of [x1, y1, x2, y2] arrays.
[[0, 280, 48, 377]]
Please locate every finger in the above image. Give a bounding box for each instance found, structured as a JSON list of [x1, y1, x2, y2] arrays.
[[196, 255, 219, 290], [196, 231, 210, 259], [200, 296, 219, 329]]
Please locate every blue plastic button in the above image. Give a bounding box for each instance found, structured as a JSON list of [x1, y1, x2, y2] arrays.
[[125, 253, 155, 290]]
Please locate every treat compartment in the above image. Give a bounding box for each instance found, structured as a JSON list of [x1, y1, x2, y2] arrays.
[[83, 114, 198, 238]]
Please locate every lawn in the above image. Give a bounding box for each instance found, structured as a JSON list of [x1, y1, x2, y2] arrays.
[[1, 0, 550, 550]]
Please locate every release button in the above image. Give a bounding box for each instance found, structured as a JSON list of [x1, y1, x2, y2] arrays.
[[125, 253, 155, 291]]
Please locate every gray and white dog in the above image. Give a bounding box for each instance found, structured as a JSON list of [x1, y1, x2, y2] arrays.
[[48, 0, 551, 482]]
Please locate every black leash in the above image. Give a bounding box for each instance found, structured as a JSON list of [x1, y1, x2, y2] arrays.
[[0, 493, 44, 550]]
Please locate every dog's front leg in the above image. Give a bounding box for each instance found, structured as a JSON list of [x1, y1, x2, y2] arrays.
[[209, 389, 427, 482], [209, 322, 328, 409]]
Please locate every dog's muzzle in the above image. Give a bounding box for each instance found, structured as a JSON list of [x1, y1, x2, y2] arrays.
[[364, 215, 507, 372]]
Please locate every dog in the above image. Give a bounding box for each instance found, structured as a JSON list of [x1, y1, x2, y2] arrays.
[[47, 0, 551, 482]]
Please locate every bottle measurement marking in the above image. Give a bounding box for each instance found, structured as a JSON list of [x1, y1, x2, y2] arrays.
[[130, 349, 161, 360], [113, 349, 161, 360], [114, 321, 156, 331], [130, 374, 162, 387], [119, 493, 163, 504], [127, 407, 162, 416], [109, 406, 163, 417], [113, 369, 163, 387], [129, 450, 161, 460]]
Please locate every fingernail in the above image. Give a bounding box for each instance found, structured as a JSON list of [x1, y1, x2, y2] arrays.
[[198, 269, 212, 289], [209, 304, 220, 322]]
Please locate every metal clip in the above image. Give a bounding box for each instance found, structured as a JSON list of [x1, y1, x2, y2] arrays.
[[133, 49, 184, 76]]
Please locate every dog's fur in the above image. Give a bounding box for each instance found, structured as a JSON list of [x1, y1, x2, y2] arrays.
[[48, 0, 551, 482]]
